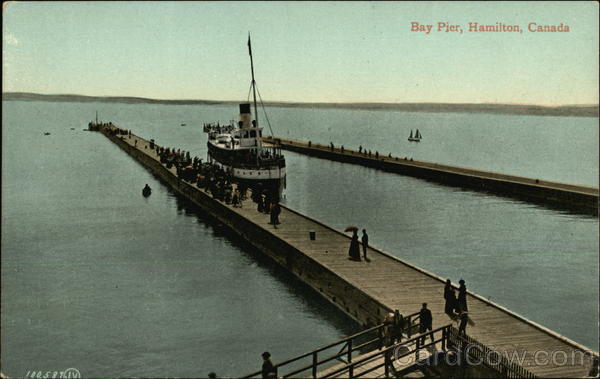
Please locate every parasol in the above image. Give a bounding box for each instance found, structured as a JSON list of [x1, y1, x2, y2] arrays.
[[344, 226, 359, 232]]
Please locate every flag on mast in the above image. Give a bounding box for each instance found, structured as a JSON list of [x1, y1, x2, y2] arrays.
[[247, 34, 252, 56]]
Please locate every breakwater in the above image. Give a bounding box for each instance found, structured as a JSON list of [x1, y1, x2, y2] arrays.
[[98, 126, 597, 377], [264, 136, 599, 216]]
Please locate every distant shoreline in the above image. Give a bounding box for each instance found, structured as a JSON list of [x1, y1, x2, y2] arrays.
[[3, 92, 598, 117]]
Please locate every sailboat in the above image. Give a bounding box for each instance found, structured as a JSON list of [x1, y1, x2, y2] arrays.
[[203, 34, 286, 200], [408, 129, 422, 142]]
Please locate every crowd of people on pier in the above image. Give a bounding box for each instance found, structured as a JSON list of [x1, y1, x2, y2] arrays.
[[371, 279, 473, 352], [343, 228, 475, 344], [99, 126, 287, 230], [88, 121, 115, 131], [253, 190, 282, 228], [153, 142, 282, 223], [347, 225, 474, 340], [104, 125, 129, 136], [319, 141, 414, 163], [154, 145, 245, 206]]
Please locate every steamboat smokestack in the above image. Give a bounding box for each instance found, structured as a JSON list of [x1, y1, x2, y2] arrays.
[[239, 103, 252, 129]]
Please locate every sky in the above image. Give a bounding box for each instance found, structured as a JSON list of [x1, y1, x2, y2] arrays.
[[2, 1, 599, 105]]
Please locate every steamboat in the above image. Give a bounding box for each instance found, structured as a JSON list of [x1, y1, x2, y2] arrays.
[[204, 35, 286, 200]]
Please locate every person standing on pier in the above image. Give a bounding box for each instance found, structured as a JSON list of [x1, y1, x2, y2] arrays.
[[261, 352, 276, 379], [458, 311, 469, 336], [361, 229, 369, 260], [458, 279, 468, 312], [419, 303, 433, 345], [444, 279, 458, 317], [232, 189, 241, 208], [257, 194, 265, 213], [393, 309, 405, 343], [382, 312, 395, 347], [348, 230, 361, 261], [270, 202, 281, 228]]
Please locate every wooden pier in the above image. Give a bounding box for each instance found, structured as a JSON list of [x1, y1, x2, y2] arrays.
[[98, 126, 597, 378], [264, 136, 599, 216]]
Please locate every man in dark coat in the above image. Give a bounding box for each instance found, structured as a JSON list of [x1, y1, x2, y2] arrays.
[[393, 309, 405, 343], [270, 202, 281, 226], [261, 352, 276, 379], [419, 303, 433, 345], [458, 311, 469, 336], [458, 279, 468, 312], [361, 229, 369, 259]]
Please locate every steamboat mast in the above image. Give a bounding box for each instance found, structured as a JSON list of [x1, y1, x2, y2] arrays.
[[248, 33, 259, 128]]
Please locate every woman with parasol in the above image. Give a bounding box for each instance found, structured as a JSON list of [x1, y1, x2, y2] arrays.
[[345, 226, 361, 261]]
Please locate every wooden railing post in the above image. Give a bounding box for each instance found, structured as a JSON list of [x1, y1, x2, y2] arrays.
[[441, 327, 446, 351], [312, 351, 317, 378], [347, 338, 353, 363], [384, 350, 390, 378], [416, 337, 421, 360]]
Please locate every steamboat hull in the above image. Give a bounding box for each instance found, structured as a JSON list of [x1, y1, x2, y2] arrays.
[[208, 144, 286, 200]]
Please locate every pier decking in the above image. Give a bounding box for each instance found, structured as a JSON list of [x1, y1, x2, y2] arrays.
[[239, 207, 595, 377], [264, 136, 599, 216], [100, 127, 597, 378]]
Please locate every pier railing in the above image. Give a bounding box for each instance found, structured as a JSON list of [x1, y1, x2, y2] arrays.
[[317, 325, 537, 379], [241, 311, 421, 378], [446, 327, 538, 379], [319, 324, 452, 378], [243, 322, 538, 379]]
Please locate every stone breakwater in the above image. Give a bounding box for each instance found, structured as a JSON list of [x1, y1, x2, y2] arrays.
[[264, 136, 599, 216]]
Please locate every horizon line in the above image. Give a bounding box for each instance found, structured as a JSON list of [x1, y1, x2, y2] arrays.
[[3, 91, 598, 108]]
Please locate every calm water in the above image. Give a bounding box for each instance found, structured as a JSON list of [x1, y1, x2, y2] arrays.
[[2, 100, 598, 377], [1, 101, 360, 378]]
